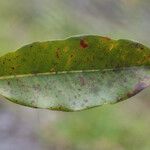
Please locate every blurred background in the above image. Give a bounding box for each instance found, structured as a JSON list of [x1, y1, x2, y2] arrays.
[[0, 0, 150, 149]]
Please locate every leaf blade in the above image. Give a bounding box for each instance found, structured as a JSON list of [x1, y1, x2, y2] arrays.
[[0, 67, 149, 111], [0, 35, 150, 111]]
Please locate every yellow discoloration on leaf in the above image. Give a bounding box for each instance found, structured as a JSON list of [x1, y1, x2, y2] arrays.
[[67, 53, 76, 65], [109, 44, 114, 51], [41, 42, 49, 49], [63, 47, 68, 53]]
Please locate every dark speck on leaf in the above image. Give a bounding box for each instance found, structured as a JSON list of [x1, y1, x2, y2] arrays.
[[134, 43, 144, 50], [84, 99, 88, 103], [80, 39, 88, 49], [79, 76, 86, 86], [56, 48, 61, 59], [127, 82, 148, 97], [33, 84, 41, 91]]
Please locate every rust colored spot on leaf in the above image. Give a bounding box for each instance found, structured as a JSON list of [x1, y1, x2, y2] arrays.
[[80, 39, 88, 49]]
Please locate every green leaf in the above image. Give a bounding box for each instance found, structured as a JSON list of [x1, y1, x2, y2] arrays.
[[0, 35, 150, 111]]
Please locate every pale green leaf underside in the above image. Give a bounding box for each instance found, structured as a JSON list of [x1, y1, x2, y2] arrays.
[[0, 67, 149, 111]]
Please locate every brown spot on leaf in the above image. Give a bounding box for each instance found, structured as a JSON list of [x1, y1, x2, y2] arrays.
[[79, 76, 86, 86], [80, 39, 88, 49], [56, 48, 61, 59], [127, 82, 148, 97]]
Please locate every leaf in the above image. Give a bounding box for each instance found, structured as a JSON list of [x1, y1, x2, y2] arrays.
[[0, 35, 150, 111]]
